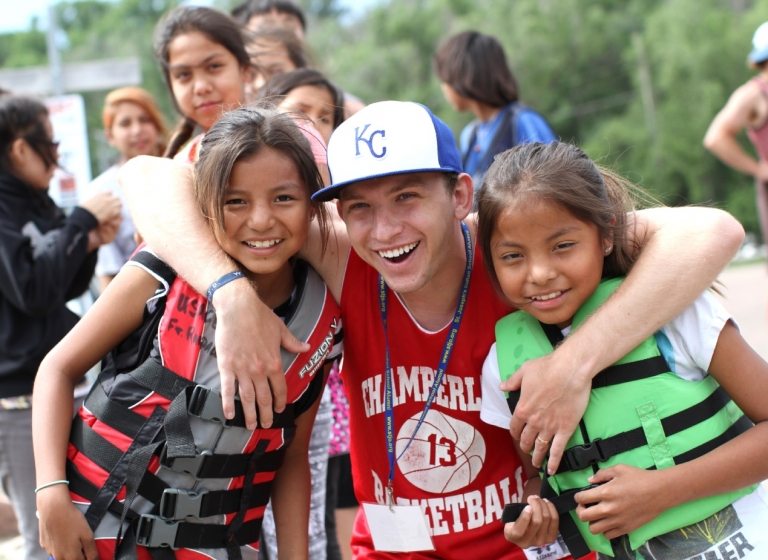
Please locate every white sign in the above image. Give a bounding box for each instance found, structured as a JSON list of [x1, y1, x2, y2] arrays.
[[44, 94, 91, 210], [0, 57, 140, 96]]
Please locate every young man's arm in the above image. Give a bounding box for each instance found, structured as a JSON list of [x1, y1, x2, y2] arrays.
[[120, 156, 320, 429], [506, 206, 744, 472], [703, 83, 768, 182]]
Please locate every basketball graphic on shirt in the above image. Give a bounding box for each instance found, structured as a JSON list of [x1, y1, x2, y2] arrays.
[[396, 409, 486, 493]]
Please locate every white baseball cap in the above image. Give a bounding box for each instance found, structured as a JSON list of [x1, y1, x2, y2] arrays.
[[312, 101, 463, 201], [749, 21, 768, 64]]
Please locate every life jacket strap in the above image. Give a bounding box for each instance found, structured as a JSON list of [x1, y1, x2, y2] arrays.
[[157, 483, 272, 521], [557, 386, 746, 474], [157, 440, 288, 479], [592, 356, 670, 388], [185, 384, 296, 429], [674, 414, 752, 464], [82, 407, 166, 531], [501, 481, 596, 558], [69, 454, 276, 522], [135, 512, 262, 550], [129, 357, 196, 401], [505, 355, 670, 417]]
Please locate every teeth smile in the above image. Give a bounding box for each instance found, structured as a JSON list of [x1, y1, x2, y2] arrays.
[[378, 242, 418, 259], [529, 291, 562, 301], [244, 239, 281, 248]]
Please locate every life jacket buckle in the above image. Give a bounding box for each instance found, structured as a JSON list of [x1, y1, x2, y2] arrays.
[[136, 514, 180, 549], [562, 439, 608, 471], [159, 488, 207, 520], [188, 385, 227, 423], [159, 443, 212, 476]]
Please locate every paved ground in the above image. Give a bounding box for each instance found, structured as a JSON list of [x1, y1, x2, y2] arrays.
[[0, 260, 765, 558], [716, 260, 768, 359]]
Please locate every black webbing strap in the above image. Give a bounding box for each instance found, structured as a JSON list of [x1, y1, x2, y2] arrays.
[[501, 480, 593, 558], [162, 385, 297, 464], [501, 488, 582, 523], [186, 384, 296, 429], [157, 482, 273, 521], [504, 328, 668, 415], [69, 449, 276, 522], [542, 480, 592, 559], [83, 382, 148, 438], [67, 462, 141, 523], [673, 414, 752, 465], [135, 515, 263, 550], [129, 358, 196, 402], [71, 414, 139, 474], [162, 390, 197, 461], [225, 440, 269, 558], [68, 415, 170, 510], [83, 406, 166, 531], [159, 443, 287, 479], [504, 355, 669, 418], [591, 355, 670, 389], [557, 386, 737, 474], [71, 406, 287, 481]]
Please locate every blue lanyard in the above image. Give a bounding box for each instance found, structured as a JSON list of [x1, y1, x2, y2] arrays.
[[378, 221, 473, 504]]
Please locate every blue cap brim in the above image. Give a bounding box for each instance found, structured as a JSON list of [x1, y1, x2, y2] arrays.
[[749, 45, 768, 63]]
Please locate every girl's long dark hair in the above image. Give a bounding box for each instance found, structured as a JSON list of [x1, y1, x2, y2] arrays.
[[154, 6, 250, 158]]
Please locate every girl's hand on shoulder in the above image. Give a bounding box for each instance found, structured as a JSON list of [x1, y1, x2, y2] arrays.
[[575, 464, 670, 539], [503, 495, 560, 549], [37, 486, 98, 560]]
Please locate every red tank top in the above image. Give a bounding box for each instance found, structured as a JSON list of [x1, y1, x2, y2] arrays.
[[339, 241, 531, 559]]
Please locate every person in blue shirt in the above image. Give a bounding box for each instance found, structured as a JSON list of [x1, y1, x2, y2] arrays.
[[433, 30, 556, 189]]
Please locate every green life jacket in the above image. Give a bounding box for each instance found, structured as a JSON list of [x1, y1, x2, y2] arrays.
[[496, 278, 754, 557]]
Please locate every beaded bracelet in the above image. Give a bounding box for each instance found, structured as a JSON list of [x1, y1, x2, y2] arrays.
[[206, 270, 246, 302], [34, 479, 69, 494]]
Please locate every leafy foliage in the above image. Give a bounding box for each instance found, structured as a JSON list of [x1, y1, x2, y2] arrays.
[[2, 0, 767, 237]]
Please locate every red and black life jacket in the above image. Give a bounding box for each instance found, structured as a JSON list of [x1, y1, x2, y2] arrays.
[[66, 251, 341, 559]]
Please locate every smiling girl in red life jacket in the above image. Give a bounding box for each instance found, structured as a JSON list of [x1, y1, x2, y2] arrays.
[[32, 105, 341, 560]]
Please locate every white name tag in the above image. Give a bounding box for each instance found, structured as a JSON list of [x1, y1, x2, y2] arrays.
[[522, 535, 571, 560], [362, 502, 435, 552]]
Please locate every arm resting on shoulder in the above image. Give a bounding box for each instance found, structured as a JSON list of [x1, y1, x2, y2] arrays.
[[509, 206, 745, 471], [119, 155, 309, 428]]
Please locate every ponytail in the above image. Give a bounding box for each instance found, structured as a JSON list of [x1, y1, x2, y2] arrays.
[[163, 118, 197, 159]]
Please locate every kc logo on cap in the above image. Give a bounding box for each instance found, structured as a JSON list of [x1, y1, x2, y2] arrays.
[[312, 100, 463, 201], [354, 124, 387, 159]]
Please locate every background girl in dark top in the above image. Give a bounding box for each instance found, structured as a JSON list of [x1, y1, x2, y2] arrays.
[[0, 93, 121, 560]]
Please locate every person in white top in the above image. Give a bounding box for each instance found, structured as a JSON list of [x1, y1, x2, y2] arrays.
[[85, 86, 167, 290]]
